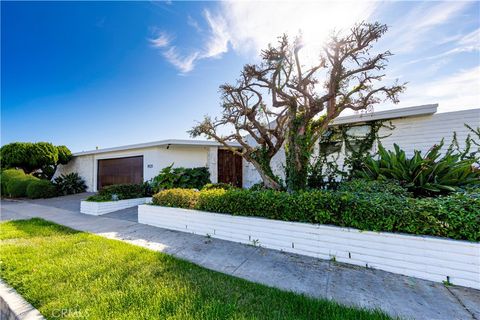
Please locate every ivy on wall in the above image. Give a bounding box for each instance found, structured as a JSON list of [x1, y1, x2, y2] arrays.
[[308, 120, 395, 189]]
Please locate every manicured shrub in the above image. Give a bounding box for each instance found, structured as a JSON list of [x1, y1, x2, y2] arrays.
[[152, 188, 199, 209], [6, 175, 39, 198], [26, 180, 58, 199], [1, 169, 25, 195], [149, 164, 210, 192], [54, 173, 87, 195], [0, 142, 72, 180], [87, 183, 147, 202], [201, 183, 236, 191], [412, 193, 480, 241], [336, 179, 411, 197], [152, 187, 480, 241]]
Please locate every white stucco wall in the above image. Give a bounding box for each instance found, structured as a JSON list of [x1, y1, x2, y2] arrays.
[[243, 108, 480, 188], [207, 147, 218, 184], [55, 155, 95, 191], [56, 145, 212, 192], [378, 109, 479, 156]]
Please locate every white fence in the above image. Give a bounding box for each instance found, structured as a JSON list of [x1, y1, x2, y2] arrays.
[[138, 205, 480, 289], [80, 198, 151, 215]]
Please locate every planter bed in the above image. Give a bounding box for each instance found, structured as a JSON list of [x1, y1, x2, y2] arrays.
[[81, 197, 152, 215], [138, 204, 480, 290]]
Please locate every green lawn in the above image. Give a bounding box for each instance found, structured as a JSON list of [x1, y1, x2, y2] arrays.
[[0, 218, 391, 320]]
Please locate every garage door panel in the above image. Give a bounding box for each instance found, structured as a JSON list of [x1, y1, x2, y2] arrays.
[[97, 156, 143, 189]]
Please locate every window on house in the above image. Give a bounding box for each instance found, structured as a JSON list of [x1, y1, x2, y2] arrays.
[[319, 130, 343, 155], [345, 125, 372, 153]]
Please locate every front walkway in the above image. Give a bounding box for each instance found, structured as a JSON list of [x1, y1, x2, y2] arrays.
[[1, 194, 479, 320]]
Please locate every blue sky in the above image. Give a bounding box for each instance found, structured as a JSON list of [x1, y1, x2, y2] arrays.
[[2, 1, 479, 152]]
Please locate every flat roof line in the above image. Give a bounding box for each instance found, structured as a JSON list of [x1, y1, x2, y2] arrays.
[[330, 104, 438, 126], [73, 139, 241, 156]]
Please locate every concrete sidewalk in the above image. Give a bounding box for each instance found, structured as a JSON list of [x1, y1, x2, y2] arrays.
[[1, 195, 479, 320]]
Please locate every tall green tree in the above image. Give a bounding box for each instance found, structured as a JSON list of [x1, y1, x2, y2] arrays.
[[191, 22, 405, 190], [0, 142, 72, 180]]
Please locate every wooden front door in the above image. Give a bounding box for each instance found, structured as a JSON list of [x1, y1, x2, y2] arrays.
[[97, 156, 143, 190], [217, 149, 242, 187]]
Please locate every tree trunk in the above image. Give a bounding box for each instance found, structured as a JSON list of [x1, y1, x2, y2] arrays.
[[248, 156, 282, 190], [285, 115, 313, 192], [257, 165, 282, 190]]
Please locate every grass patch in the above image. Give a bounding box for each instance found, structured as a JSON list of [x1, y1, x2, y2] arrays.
[[0, 218, 391, 319]]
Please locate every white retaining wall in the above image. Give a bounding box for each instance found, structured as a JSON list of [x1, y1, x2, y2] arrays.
[[81, 198, 152, 215], [138, 205, 480, 289]]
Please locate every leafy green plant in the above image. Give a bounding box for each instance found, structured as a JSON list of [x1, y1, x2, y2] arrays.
[[54, 173, 87, 195], [249, 182, 270, 191], [26, 180, 58, 199], [87, 183, 147, 202], [357, 142, 479, 197], [149, 164, 210, 192], [202, 183, 237, 191], [6, 175, 39, 198], [337, 179, 411, 197]]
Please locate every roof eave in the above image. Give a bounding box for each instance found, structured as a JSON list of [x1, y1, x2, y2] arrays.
[[73, 139, 242, 156], [330, 104, 438, 126]]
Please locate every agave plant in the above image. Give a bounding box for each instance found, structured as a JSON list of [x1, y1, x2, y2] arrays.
[[54, 172, 87, 195], [357, 140, 479, 197]]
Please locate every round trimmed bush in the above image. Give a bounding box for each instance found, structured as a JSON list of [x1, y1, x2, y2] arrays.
[[152, 188, 200, 209], [6, 175, 39, 198], [27, 180, 58, 199], [1, 169, 25, 195]]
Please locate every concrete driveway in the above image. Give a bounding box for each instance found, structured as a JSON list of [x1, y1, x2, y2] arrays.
[[20, 193, 138, 222], [1, 195, 479, 320]]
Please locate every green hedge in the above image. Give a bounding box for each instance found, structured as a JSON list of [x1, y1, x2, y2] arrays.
[[6, 175, 39, 198], [336, 179, 411, 197], [26, 180, 58, 199], [1, 169, 26, 195], [87, 183, 148, 202], [152, 187, 480, 241]]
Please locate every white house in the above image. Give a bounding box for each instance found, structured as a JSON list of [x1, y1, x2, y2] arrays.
[[56, 104, 480, 191]]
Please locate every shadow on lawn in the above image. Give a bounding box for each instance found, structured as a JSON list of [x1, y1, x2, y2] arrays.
[[0, 217, 80, 240]]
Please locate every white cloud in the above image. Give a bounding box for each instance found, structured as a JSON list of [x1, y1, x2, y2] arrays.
[[152, 2, 378, 73], [403, 27, 480, 66], [202, 10, 229, 58], [386, 2, 470, 53], [458, 27, 480, 47], [162, 47, 199, 74], [151, 9, 231, 73], [150, 31, 171, 48], [187, 15, 202, 32], [220, 1, 379, 58], [400, 66, 480, 111]]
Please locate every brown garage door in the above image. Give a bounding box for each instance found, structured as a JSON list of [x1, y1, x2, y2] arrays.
[[97, 156, 143, 190], [218, 149, 242, 187]]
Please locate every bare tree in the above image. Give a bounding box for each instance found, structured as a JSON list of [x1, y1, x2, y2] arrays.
[[189, 75, 288, 189], [191, 22, 406, 191]]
